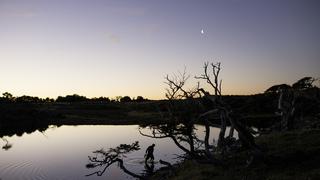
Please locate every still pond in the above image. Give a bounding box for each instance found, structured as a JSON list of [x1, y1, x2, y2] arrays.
[[0, 125, 228, 180]]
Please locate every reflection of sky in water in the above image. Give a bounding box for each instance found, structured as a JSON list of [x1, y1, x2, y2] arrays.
[[0, 125, 230, 179]]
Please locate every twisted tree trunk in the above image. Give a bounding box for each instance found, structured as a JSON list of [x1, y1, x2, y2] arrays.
[[217, 111, 227, 149]]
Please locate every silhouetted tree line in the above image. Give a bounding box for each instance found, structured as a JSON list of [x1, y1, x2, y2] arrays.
[[0, 92, 150, 138], [118, 96, 149, 103], [0, 92, 55, 103], [56, 94, 89, 103], [0, 92, 148, 104], [55, 94, 149, 103]]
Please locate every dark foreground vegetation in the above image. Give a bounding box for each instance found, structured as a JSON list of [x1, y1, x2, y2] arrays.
[[152, 129, 320, 180], [1, 62, 319, 179]]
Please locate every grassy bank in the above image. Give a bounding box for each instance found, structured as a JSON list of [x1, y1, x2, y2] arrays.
[[152, 128, 320, 180]]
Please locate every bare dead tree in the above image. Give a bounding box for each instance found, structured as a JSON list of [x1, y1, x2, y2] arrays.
[[161, 69, 204, 158], [164, 69, 193, 121], [141, 62, 261, 167], [195, 62, 227, 150], [195, 62, 260, 156], [165, 68, 190, 100], [195, 62, 222, 96], [194, 62, 261, 160]]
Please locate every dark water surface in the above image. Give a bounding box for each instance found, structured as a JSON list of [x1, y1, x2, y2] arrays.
[[0, 125, 227, 180]]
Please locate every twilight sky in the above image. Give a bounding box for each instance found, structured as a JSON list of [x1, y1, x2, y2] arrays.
[[0, 0, 319, 99]]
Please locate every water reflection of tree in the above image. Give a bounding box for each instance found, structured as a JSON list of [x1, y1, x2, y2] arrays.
[[1, 138, 12, 151]]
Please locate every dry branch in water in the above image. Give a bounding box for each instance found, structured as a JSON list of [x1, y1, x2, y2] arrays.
[[86, 141, 143, 179]]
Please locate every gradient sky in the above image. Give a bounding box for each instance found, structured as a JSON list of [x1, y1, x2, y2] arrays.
[[1, 0, 319, 99]]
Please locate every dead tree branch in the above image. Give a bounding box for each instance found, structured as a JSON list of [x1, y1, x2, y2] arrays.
[[195, 62, 222, 96], [86, 141, 144, 179]]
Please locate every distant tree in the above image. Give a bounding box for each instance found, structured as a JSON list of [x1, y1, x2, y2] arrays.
[[56, 94, 88, 103], [67, 94, 87, 102], [120, 96, 132, 103], [92, 96, 110, 103], [2, 92, 13, 101], [56, 96, 64, 102], [136, 96, 145, 102], [44, 97, 55, 103], [115, 96, 122, 102], [15, 95, 40, 103]]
